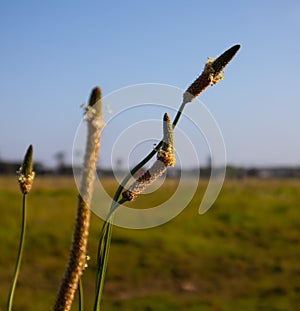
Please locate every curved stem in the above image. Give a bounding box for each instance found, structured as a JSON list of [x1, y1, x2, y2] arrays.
[[112, 100, 186, 204], [93, 44, 240, 310], [93, 197, 126, 311], [93, 101, 187, 311], [93, 218, 113, 311], [78, 278, 84, 311], [7, 194, 27, 311]]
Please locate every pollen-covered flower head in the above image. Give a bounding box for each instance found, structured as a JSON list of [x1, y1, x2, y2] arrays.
[[183, 44, 240, 103], [83, 87, 104, 129], [17, 144, 35, 194], [157, 113, 175, 167], [122, 112, 175, 202]]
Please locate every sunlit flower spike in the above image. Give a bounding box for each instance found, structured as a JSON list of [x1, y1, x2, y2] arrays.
[[183, 44, 240, 104]]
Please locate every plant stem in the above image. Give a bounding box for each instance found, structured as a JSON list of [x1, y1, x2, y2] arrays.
[[78, 278, 84, 311], [110, 45, 240, 203], [93, 199, 122, 311], [93, 218, 113, 311], [93, 44, 240, 310], [112, 101, 186, 203], [7, 194, 27, 311], [93, 105, 186, 311]]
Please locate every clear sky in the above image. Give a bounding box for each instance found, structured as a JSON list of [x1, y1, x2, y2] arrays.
[[1, 0, 300, 168]]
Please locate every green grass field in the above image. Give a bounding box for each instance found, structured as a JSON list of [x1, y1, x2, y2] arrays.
[[1, 176, 300, 310]]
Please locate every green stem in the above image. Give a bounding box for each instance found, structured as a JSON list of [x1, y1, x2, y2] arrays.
[[112, 101, 186, 203], [93, 101, 187, 311], [92, 44, 240, 310], [78, 278, 84, 311], [93, 200, 123, 311], [93, 218, 113, 311], [7, 194, 27, 311]]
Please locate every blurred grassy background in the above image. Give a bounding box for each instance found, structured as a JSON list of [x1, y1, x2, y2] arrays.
[[1, 176, 300, 310]]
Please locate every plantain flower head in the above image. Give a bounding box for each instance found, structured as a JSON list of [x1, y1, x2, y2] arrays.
[[17, 145, 35, 194], [183, 44, 240, 103]]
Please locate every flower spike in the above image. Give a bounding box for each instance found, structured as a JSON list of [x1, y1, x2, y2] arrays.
[[122, 112, 175, 202], [17, 145, 35, 194], [183, 44, 240, 104], [212, 44, 240, 75], [157, 113, 175, 167]]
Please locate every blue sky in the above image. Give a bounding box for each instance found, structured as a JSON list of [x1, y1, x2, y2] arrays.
[[1, 0, 300, 168]]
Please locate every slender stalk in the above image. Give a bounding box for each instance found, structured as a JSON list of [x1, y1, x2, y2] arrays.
[[112, 44, 240, 203], [92, 106, 184, 311], [93, 113, 175, 310], [7, 144, 34, 311], [110, 104, 184, 204], [107, 101, 185, 209], [93, 44, 240, 310], [93, 198, 125, 311], [78, 278, 84, 311], [93, 219, 113, 311], [6, 194, 27, 311]]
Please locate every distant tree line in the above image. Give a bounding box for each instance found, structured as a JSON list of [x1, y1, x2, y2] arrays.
[[1, 160, 300, 179]]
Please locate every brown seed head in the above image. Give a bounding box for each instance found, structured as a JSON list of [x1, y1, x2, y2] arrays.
[[212, 44, 240, 76], [88, 87, 102, 107], [183, 44, 240, 103], [17, 144, 35, 194], [158, 113, 175, 167], [122, 113, 176, 202]]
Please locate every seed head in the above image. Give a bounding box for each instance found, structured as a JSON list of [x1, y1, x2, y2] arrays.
[[17, 144, 35, 194], [212, 44, 240, 76], [122, 113, 175, 202], [88, 87, 101, 107], [183, 44, 240, 103], [157, 113, 175, 167]]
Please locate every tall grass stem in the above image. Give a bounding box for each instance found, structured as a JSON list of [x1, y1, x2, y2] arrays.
[[78, 278, 84, 311], [93, 44, 240, 310], [6, 194, 27, 311]]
